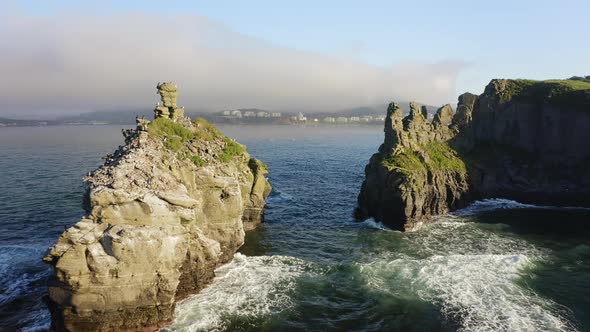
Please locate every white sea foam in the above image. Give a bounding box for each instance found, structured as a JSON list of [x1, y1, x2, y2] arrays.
[[453, 199, 543, 216], [163, 253, 313, 332], [360, 230, 574, 332], [454, 198, 590, 217], [0, 246, 50, 305], [0, 245, 52, 331], [361, 218, 390, 230]]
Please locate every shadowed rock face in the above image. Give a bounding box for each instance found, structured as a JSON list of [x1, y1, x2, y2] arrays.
[[465, 79, 590, 206], [43, 84, 271, 331], [356, 78, 590, 230]]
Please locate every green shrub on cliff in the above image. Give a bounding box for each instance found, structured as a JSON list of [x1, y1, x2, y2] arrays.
[[149, 117, 223, 144], [382, 150, 426, 175], [423, 141, 467, 174], [190, 155, 207, 167], [194, 117, 223, 142], [148, 117, 194, 142], [220, 137, 245, 162], [381, 141, 466, 177], [497, 79, 590, 108], [165, 136, 183, 152], [148, 117, 244, 163]]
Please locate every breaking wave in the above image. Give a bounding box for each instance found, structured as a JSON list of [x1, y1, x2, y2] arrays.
[[0, 245, 52, 331], [164, 253, 315, 331], [362, 253, 573, 331], [359, 221, 575, 332], [360, 217, 390, 230]]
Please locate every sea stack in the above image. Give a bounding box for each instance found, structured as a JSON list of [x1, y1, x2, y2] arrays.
[[43, 83, 271, 331], [356, 78, 590, 230]]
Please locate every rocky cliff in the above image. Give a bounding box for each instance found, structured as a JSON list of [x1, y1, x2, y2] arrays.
[[356, 78, 590, 230], [43, 83, 271, 331]]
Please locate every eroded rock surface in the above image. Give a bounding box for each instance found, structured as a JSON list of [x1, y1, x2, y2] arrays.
[[356, 78, 590, 230], [44, 84, 271, 331]]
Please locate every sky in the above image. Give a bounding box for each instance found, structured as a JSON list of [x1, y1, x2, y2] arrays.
[[1, 0, 588, 118]]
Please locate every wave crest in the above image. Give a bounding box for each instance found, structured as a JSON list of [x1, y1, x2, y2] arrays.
[[164, 253, 314, 331]]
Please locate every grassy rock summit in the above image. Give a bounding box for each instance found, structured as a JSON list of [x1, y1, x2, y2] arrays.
[[356, 78, 590, 230], [43, 83, 271, 331]]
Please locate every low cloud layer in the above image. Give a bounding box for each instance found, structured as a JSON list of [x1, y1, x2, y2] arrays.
[[0, 13, 465, 117]]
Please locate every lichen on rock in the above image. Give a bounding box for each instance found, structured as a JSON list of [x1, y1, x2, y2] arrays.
[[43, 83, 271, 331]]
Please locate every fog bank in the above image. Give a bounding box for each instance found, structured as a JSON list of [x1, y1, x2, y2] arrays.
[[0, 13, 465, 117]]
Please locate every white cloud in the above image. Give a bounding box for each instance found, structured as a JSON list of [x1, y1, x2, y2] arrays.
[[0, 12, 466, 116]]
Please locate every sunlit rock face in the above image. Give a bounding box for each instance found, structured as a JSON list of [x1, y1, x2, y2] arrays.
[[43, 83, 271, 331], [356, 79, 590, 230], [154, 82, 185, 120]]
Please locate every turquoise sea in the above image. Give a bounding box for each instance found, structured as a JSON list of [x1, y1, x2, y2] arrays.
[[0, 125, 589, 331]]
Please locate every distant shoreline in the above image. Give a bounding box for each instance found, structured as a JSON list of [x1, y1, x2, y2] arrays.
[[0, 120, 387, 128]]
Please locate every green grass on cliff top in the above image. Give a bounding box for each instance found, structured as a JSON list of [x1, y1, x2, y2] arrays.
[[423, 141, 467, 173], [382, 149, 425, 175], [148, 117, 195, 142], [148, 117, 224, 142], [148, 117, 245, 162], [220, 137, 245, 162], [498, 79, 590, 105], [382, 141, 466, 176]]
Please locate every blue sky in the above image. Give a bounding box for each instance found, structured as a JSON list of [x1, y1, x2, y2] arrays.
[[2, 0, 589, 115]]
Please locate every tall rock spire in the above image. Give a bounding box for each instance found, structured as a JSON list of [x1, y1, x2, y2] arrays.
[[154, 82, 185, 121]]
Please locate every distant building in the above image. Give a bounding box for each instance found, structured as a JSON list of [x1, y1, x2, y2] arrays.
[[297, 112, 307, 121], [221, 110, 231, 116], [231, 110, 243, 118], [323, 117, 335, 123], [313, 118, 319, 122], [336, 117, 348, 123], [374, 115, 386, 122], [243, 111, 256, 117], [361, 115, 373, 122], [271, 112, 282, 117], [257, 111, 270, 117], [349, 116, 360, 122]]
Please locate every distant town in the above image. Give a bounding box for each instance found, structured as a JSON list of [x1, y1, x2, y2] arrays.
[[212, 109, 390, 125], [0, 105, 439, 127]]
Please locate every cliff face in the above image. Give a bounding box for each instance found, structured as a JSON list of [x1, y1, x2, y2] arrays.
[[43, 84, 271, 331], [355, 102, 470, 231], [356, 78, 590, 230], [464, 79, 590, 206]]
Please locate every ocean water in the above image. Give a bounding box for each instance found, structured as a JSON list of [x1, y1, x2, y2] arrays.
[[1, 125, 589, 332]]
